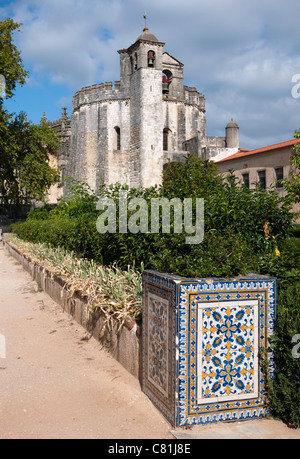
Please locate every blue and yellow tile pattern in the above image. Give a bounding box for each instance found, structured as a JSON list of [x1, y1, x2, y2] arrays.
[[142, 271, 277, 427]]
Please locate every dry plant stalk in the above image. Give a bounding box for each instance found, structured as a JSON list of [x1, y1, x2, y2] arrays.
[[7, 235, 142, 329]]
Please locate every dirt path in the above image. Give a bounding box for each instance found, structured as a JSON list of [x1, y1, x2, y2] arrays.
[[0, 244, 173, 439]]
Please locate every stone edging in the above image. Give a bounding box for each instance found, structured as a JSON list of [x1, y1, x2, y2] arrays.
[[3, 238, 142, 381]]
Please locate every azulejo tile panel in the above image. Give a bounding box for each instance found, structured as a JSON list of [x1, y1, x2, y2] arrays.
[[147, 293, 170, 398], [142, 271, 178, 426], [197, 300, 259, 404], [142, 271, 277, 428]]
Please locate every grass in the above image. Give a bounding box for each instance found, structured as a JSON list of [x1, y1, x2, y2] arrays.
[[6, 235, 143, 327]]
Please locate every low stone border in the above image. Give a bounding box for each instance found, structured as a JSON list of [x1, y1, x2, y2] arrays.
[[3, 237, 142, 380]]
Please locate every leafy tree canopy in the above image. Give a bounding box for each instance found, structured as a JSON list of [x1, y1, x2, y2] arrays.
[[282, 130, 300, 203], [0, 18, 28, 102], [0, 18, 60, 205]]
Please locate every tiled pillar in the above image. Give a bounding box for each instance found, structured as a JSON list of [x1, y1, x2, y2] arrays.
[[142, 270, 277, 427]]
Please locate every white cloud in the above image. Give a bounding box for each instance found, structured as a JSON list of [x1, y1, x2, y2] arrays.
[[3, 0, 300, 148], [8, 0, 126, 88]]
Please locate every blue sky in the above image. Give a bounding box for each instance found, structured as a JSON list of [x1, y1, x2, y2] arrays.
[[1, 0, 300, 149]]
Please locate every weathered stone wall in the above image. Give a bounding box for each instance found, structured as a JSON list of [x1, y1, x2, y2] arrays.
[[48, 108, 71, 200], [106, 100, 131, 185], [64, 107, 87, 191], [63, 77, 220, 191], [129, 68, 143, 188], [139, 68, 164, 188]]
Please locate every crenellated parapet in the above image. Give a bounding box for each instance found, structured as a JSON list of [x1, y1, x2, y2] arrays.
[[72, 80, 129, 110], [48, 107, 71, 134], [184, 86, 206, 111], [48, 118, 71, 129]]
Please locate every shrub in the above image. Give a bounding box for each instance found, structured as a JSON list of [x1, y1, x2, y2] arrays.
[[26, 203, 54, 221], [11, 218, 79, 252], [264, 281, 300, 427], [163, 156, 295, 252]]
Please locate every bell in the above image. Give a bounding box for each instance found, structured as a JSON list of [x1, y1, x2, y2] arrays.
[[148, 58, 154, 66], [162, 82, 169, 93]]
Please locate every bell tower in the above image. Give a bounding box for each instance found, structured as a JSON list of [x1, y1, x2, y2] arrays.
[[118, 27, 165, 187]]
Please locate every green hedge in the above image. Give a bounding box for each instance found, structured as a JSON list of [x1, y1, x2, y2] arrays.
[[11, 218, 79, 252], [266, 280, 300, 427]]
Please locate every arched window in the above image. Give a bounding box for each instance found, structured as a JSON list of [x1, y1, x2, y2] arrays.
[[148, 50, 155, 68], [114, 126, 121, 150], [163, 128, 172, 151]]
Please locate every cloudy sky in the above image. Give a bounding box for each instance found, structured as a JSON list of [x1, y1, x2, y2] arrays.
[[2, 0, 300, 149]]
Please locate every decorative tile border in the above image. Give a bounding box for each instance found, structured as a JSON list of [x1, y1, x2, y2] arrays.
[[142, 271, 277, 427]]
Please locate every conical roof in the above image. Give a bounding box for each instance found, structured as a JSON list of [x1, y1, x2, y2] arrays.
[[137, 27, 159, 43], [226, 118, 239, 128]]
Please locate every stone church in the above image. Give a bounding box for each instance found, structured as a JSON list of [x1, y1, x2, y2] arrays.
[[48, 27, 239, 201]]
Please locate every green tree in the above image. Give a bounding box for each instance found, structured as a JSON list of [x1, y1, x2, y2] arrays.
[[0, 18, 60, 205], [282, 130, 300, 203], [0, 18, 28, 102]]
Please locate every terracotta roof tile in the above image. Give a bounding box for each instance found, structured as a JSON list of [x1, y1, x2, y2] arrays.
[[216, 139, 300, 163]]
